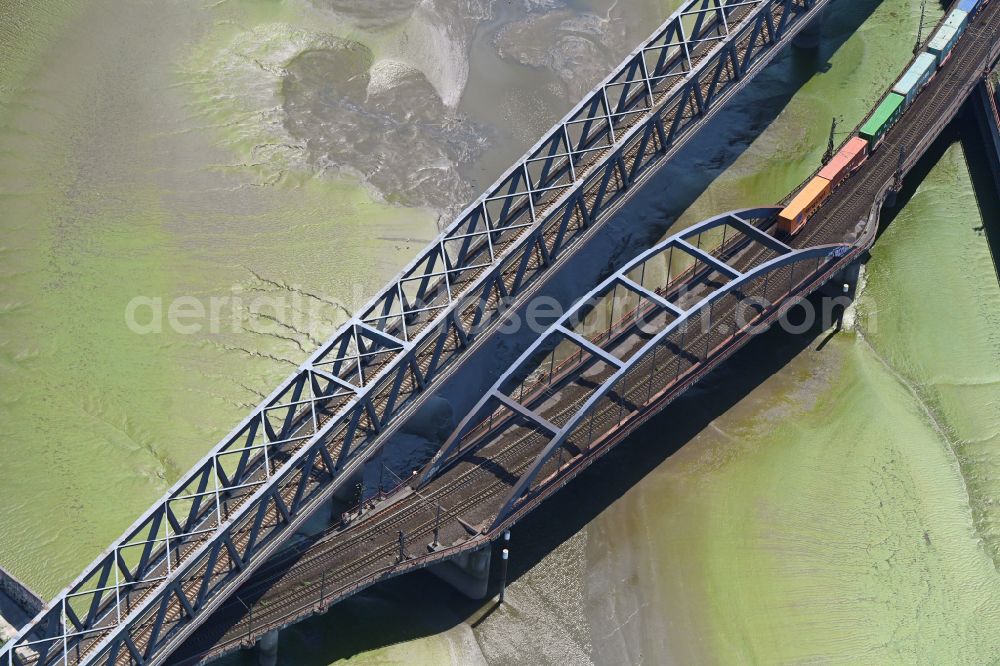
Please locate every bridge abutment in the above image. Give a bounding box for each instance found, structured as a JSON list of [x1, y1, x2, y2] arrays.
[[428, 544, 492, 599]]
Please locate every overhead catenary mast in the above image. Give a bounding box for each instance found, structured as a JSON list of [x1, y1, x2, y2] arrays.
[[822, 117, 838, 163], [914, 0, 927, 54]]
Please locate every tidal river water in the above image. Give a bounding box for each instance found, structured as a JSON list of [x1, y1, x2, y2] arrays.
[[2, 0, 999, 663]]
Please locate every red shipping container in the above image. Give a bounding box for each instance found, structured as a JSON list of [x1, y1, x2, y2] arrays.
[[818, 137, 869, 188], [842, 136, 869, 157]]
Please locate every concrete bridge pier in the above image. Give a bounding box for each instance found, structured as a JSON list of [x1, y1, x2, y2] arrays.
[[970, 79, 1000, 197], [792, 9, 824, 49], [401, 395, 455, 443], [0, 566, 44, 645], [884, 188, 899, 208], [257, 629, 279, 666], [428, 545, 492, 599], [822, 260, 862, 299]]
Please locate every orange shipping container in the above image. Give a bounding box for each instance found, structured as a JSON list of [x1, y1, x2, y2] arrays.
[[778, 176, 831, 235], [818, 137, 869, 188]]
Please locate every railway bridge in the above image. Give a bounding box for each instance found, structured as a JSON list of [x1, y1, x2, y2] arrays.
[[4, 0, 1000, 664]]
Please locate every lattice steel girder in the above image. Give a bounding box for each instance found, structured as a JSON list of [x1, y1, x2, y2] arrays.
[[485, 246, 848, 527], [2, 0, 829, 662], [420, 210, 852, 527], [419, 207, 783, 481]]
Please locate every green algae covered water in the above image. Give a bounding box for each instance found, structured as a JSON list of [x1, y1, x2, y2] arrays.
[[3, 0, 1000, 663], [618, 142, 1000, 663], [0, 0, 441, 598], [0, 0, 674, 618]]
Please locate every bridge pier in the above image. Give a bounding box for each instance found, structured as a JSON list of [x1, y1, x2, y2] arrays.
[[0, 565, 44, 643], [970, 79, 1000, 198], [821, 260, 862, 298], [792, 9, 824, 49], [427, 544, 492, 599], [401, 395, 455, 444], [257, 629, 279, 666]]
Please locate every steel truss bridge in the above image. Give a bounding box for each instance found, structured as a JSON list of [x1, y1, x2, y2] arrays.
[[4, 0, 1000, 663], [2, 0, 831, 662]]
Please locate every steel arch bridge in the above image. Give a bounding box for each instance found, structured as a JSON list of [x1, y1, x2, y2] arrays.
[[3, 0, 832, 663], [164, 207, 859, 665], [419, 208, 852, 528]]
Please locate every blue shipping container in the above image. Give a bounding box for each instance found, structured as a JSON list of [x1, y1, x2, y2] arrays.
[[956, 0, 980, 15], [892, 53, 938, 107]]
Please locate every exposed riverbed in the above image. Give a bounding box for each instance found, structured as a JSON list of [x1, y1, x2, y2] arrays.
[[2, 0, 999, 663]]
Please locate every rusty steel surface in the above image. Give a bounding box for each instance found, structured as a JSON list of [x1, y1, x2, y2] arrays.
[[3, 0, 837, 664], [7, 1, 1000, 665], [161, 4, 1000, 663]]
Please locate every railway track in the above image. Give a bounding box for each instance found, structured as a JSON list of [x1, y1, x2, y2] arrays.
[[171, 222, 817, 661], [158, 4, 1000, 662], [98, 5, 795, 662], [3, 2, 904, 665]]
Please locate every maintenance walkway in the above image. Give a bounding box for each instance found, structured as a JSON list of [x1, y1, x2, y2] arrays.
[[165, 4, 1000, 663]]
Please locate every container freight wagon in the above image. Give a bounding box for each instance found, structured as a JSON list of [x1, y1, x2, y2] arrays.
[[927, 9, 969, 64], [860, 93, 906, 149], [818, 136, 869, 188], [773, 0, 981, 238], [778, 176, 831, 235], [892, 53, 938, 108], [957, 0, 983, 16]]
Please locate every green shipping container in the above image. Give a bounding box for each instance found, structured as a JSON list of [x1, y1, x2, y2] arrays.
[[859, 93, 906, 149]]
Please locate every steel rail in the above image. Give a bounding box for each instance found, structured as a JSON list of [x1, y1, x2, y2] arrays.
[[3, 0, 831, 664], [168, 12, 1000, 659]]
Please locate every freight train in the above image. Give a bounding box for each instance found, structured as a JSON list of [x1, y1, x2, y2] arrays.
[[777, 0, 988, 235]]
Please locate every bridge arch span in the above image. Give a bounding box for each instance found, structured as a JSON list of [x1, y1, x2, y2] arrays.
[[419, 209, 851, 529]]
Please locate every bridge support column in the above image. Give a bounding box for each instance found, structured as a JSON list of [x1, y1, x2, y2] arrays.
[[971, 80, 1000, 199], [792, 9, 824, 49], [401, 395, 455, 443], [428, 544, 492, 599], [257, 629, 279, 666], [821, 260, 862, 299]]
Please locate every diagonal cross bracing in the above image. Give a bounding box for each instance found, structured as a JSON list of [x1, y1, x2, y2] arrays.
[[419, 209, 849, 514], [419, 207, 780, 480], [616, 276, 687, 316], [2, 0, 830, 663], [490, 391, 562, 436], [673, 238, 744, 278]]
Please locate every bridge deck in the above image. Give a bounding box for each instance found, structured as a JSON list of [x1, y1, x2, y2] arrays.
[[5, 1, 835, 664], [166, 4, 1000, 663]]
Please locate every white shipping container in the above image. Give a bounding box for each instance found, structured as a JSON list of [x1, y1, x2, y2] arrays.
[[926, 11, 965, 64]]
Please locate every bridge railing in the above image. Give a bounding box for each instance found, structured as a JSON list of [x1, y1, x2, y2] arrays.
[[420, 209, 853, 528], [3, 0, 836, 663], [177, 15, 1000, 660]]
